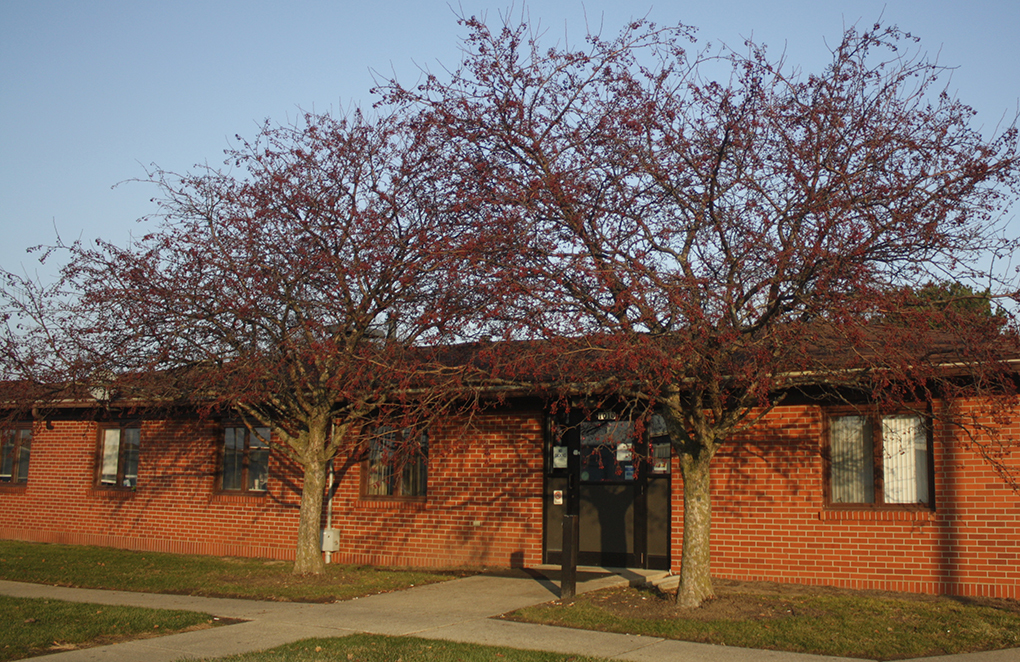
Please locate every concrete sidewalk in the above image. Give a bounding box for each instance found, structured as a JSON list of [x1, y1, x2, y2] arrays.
[[1, 572, 1016, 662]]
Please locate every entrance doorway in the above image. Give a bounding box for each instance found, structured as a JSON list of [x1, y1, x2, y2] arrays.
[[543, 412, 670, 569]]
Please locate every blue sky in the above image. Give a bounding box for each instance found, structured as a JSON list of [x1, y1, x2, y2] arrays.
[[2, 0, 1018, 280]]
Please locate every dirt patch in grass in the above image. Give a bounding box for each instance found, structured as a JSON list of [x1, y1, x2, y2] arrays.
[[584, 577, 1020, 623], [586, 584, 822, 622]]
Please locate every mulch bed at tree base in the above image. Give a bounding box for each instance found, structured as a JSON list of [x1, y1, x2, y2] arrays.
[[552, 577, 1019, 622]]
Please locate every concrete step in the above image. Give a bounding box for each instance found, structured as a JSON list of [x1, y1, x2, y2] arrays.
[[530, 565, 675, 591], [648, 573, 679, 591]]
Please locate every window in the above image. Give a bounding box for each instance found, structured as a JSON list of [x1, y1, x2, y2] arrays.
[[221, 426, 269, 492], [828, 412, 932, 506], [580, 420, 636, 482], [363, 428, 427, 499], [648, 414, 672, 475], [550, 413, 672, 480], [1, 427, 32, 484], [98, 426, 140, 489]]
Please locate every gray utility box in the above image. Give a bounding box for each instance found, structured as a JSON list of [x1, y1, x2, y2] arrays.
[[320, 528, 340, 552]]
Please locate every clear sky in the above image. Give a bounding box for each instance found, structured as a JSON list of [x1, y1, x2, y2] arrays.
[[2, 0, 1018, 281]]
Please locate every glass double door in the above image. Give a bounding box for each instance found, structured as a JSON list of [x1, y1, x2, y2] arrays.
[[544, 414, 671, 569]]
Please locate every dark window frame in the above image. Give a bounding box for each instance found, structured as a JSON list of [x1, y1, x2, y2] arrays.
[[361, 428, 428, 501], [219, 425, 270, 494], [549, 412, 673, 481], [824, 408, 935, 510], [0, 426, 32, 484], [96, 424, 141, 490]]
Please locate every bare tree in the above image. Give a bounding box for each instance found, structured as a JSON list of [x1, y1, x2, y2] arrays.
[[384, 16, 1020, 606], [1, 110, 489, 574]]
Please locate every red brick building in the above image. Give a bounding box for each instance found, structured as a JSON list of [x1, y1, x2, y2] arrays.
[[1, 395, 1017, 599]]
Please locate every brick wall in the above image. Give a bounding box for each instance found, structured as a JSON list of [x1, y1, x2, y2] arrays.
[[0, 407, 547, 569], [0, 417, 305, 559], [1, 399, 1016, 598], [689, 400, 1019, 599], [329, 410, 545, 568]]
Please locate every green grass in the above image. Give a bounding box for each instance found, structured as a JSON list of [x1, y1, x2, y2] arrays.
[[2, 541, 1018, 660], [192, 633, 604, 662], [0, 594, 215, 661], [507, 586, 1020, 661], [0, 540, 458, 603]]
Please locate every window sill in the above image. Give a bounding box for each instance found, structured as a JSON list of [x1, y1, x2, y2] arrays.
[[89, 487, 137, 499], [356, 497, 427, 511], [820, 508, 936, 522], [0, 483, 28, 493], [211, 491, 268, 504]]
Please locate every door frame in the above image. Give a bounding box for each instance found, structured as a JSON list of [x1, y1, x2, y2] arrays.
[[542, 409, 670, 569]]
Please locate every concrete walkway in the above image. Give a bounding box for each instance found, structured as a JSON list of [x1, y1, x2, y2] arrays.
[[1, 571, 1016, 662]]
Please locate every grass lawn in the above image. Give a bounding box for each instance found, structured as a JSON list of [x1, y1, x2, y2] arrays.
[[0, 540, 458, 602], [2, 541, 1019, 661], [190, 633, 603, 662], [0, 594, 217, 661], [505, 581, 1020, 661]]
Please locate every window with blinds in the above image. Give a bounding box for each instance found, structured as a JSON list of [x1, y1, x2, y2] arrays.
[[363, 428, 428, 499], [828, 412, 931, 507], [97, 426, 140, 489]]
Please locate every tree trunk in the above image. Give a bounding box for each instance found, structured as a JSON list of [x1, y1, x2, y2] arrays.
[[293, 425, 329, 575], [676, 451, 714, 607]]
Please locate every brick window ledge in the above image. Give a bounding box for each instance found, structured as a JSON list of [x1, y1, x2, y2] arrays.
[[211, 492, 267, 505], [355, 498, 427, 512], [88, 487, 136, 499], [820, 508, 937, 522]]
